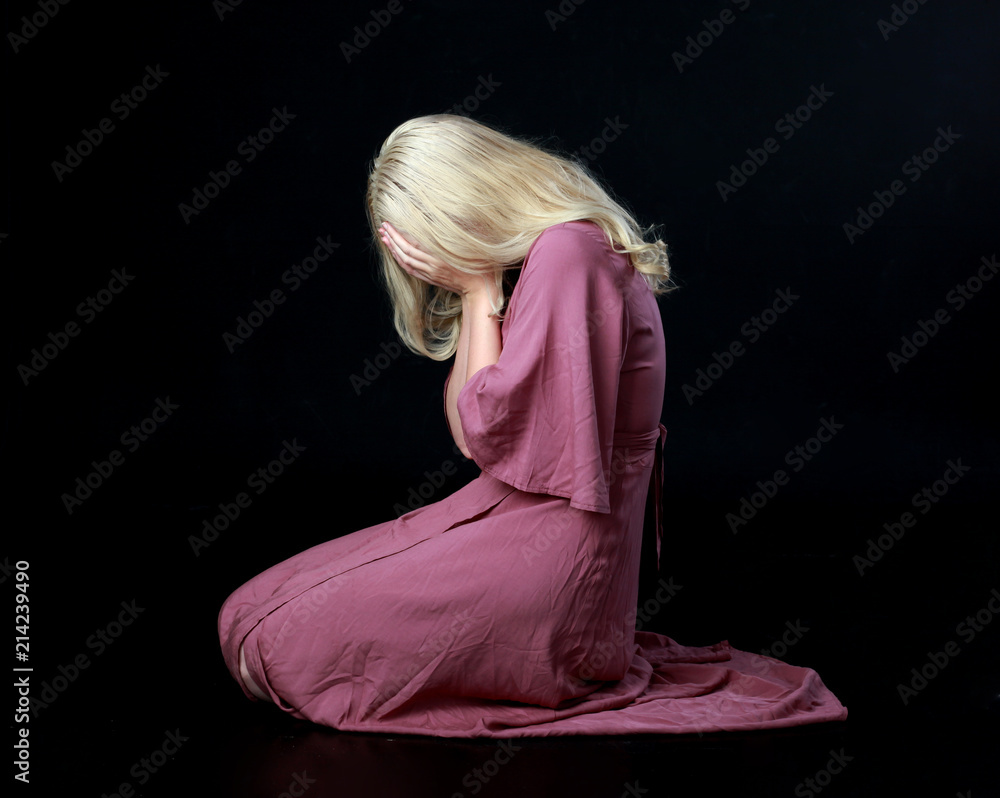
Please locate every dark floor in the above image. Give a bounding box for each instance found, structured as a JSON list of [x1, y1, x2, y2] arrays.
[[18, 500, 998, 797]]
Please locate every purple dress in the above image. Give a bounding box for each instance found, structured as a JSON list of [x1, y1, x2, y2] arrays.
[[218, 221, 848, 737]]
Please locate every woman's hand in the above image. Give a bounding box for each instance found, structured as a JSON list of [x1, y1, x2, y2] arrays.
[[378, 221, 494, 299]]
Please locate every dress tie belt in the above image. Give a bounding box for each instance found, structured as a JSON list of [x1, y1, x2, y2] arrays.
[[611, 426, 663, 448], [613, 423, 668, 572]]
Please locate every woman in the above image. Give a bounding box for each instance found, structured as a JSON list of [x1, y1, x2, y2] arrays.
[[218, 114, 847, 737]]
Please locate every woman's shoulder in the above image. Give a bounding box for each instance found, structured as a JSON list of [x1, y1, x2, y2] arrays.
[[532, 219, 611, 251], [523, 220, 622, 281]]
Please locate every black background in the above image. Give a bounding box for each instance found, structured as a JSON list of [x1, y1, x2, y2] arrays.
[[6, 0, 998, 796]]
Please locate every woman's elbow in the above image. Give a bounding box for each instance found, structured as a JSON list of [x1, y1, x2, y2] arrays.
[[455, 433, 472, 461]]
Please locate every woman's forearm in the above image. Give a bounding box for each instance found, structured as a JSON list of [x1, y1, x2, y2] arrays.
[[446, 308, 471, 448], [446, 289, 502, 457], [464, 290, 503, 383]]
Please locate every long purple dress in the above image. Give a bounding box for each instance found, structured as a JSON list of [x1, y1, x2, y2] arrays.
[[218, 220, 848, 737]]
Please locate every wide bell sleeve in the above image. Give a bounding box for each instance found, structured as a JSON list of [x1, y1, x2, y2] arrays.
[[455, 223, 628, 513]]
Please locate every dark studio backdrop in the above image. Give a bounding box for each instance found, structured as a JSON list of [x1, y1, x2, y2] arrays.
[[6, 0, 999, 796]]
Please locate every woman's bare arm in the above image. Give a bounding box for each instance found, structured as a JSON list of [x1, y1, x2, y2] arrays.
[[377, 221, 502, 458], [446, 309, 470, 448], [447, 289, 502, 458], [379, 222, 501, 457]]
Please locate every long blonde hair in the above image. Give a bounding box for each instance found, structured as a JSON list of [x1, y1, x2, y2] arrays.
[[365, 113, 673, 361]]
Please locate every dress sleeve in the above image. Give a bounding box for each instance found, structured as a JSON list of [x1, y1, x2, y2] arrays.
[[455, 224, 628, 513]]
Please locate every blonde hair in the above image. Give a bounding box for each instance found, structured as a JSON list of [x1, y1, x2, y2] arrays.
[[365, 113, 673, 361]]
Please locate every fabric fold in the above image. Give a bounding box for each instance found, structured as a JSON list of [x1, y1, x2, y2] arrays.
[[217, 220, 848, 738], [455, 223, 629, 513]]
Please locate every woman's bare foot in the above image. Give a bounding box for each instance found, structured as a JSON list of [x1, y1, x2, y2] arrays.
[[239, 642, 273, 703]]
